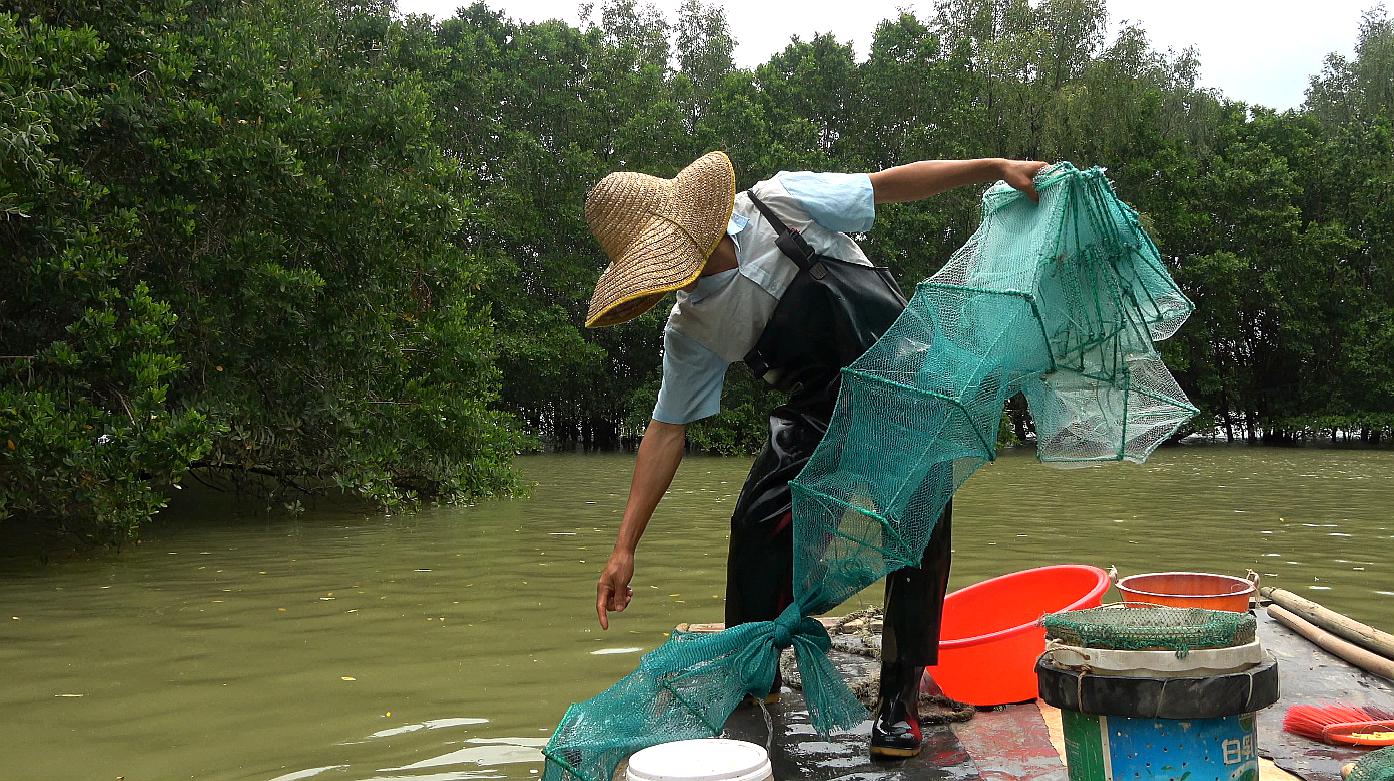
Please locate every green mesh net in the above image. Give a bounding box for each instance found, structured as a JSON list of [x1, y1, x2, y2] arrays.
[[1350, 747, 1394, 781], [543, 163, 1198, 781], [1043, 606, 1257, 655]]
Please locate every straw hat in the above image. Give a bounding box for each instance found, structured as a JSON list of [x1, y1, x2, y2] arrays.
[[584, 151, 736, 328]]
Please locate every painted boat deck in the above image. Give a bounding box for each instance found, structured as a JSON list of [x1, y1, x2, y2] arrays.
[[676, 604, 1394, 781], [1256, 606, 1394, 780]]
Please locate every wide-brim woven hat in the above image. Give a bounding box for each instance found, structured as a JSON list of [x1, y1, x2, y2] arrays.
[[584, 151, 736, 328]]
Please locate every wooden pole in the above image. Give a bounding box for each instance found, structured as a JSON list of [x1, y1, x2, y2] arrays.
[[1260, 586, 1394, 660], [1267, 604, 1394, 681]]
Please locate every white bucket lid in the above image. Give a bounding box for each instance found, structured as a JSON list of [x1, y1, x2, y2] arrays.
[[627, 739, 773, 781], [1042, 639, 1267, 676]]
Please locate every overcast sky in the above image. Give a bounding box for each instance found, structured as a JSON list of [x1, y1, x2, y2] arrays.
[[397, 0, 1377, 110]]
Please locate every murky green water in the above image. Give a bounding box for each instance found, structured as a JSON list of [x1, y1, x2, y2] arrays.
[[1, 446, 1391, 780]]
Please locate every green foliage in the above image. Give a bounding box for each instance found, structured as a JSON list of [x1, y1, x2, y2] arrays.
[[2, 1, 520, 542], [1, 8, 211, 540], [682, 372, 776, 456], [429, 0, 1392, 450], [4, 0, 1393, 541]]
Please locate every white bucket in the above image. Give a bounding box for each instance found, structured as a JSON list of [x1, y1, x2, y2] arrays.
[[626, 739, 773, 781]]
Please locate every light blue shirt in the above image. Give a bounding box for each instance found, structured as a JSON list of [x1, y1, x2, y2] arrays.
[[652, 171, 876, 424]]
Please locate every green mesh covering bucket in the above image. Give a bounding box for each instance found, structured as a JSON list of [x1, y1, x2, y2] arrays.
[[544, 163, 1198, 781], [1350, 747, 1394, 781], [1043, 606, 1257, 655], [1038, 607, 1278, 781]]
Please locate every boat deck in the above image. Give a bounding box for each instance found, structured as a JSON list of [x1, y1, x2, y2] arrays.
[[677, 605, 1394, 781]]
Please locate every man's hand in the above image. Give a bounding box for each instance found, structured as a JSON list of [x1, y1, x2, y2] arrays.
[[595, 419, 686, 629], [870, 158, 1050, 204], [998, 159, 1050, 202], [596, 550, 635, 630]]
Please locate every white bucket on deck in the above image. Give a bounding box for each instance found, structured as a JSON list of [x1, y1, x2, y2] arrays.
[[626, 739, 773, 781]]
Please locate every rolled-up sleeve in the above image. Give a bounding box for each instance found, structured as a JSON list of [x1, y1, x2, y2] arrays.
[[652, 327, 729, 424], [778, 171, 876, 232]]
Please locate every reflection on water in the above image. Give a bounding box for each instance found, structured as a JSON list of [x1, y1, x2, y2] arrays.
[[380, 736, 548, 772], [267, 767, 349, 781], [0, 446, 1390, 780], [365, 717, 490, 740]]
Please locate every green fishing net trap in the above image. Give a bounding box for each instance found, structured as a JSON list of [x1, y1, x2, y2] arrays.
[[1350, 747, 1394, 781], [1349, 741, 1394, 781], [1042, 606, 1257, 655], [543, 163, 1198, 781]]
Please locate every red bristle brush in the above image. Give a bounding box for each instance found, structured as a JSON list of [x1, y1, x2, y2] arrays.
[[1283, 704, 1394, 747]]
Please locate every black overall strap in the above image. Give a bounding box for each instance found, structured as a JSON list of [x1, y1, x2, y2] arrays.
[[747, 191, 816, 272]]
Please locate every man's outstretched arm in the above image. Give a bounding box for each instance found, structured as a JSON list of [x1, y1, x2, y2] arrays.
[[596, 419, 687, 629], [869, 158, 1048, 204]]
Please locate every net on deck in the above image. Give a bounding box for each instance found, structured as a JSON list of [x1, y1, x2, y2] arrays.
[[544, 163, 1198, 781], [1350, 747, 1394, 781]]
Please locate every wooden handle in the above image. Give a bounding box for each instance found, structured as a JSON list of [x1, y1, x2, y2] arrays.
[[1268, 603, 1394, 681], [1261, 586, 1394, 660]]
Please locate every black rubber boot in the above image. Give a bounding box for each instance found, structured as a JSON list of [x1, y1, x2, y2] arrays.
[[869, 661, 925, 759]]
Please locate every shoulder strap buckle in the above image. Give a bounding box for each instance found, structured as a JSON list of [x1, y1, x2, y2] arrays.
[[747, 190, 815, 271], [775, 228, 815, 268]]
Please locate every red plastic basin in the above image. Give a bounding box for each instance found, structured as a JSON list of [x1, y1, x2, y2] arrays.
[[1116, 571, 1256, 612], [924, 564, 1109, 706]]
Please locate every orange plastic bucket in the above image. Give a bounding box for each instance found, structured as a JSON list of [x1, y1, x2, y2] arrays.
[[925, 564, 1109, 706], [1114, 571, 1256, 612]]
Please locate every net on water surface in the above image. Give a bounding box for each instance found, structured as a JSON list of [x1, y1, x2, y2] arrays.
[[1043, 606, 1257, 655], [544, 163, 1198, 781]]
